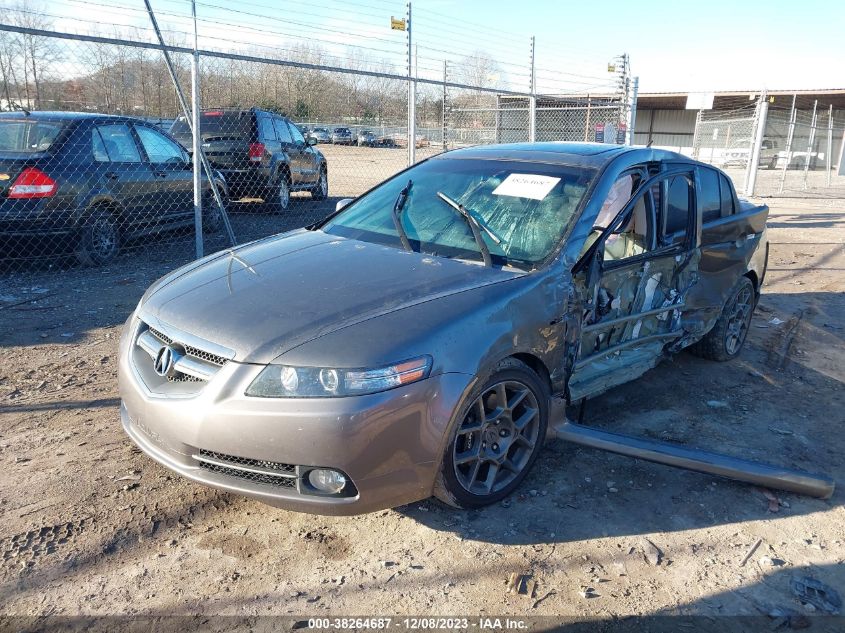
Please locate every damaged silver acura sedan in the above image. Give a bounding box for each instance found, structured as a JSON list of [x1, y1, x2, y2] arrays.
[[119, 142, 769, 515]]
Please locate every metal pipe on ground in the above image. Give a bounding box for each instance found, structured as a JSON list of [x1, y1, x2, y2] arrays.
[[554, 420, 835, 499]]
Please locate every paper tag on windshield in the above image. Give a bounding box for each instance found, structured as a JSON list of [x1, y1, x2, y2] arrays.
[[492, 173, 561, 201]]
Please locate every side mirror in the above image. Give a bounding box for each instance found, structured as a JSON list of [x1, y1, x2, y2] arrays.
[[306, 137, 317, 146], [335, 198, 354, 212]]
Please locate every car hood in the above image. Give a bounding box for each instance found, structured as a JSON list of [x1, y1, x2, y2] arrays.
[[139, 229, 524, 364]]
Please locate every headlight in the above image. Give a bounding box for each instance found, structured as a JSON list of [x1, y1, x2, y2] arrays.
[[245, 356, 432, 398]]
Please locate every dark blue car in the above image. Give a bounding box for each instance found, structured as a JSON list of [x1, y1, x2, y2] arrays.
[[0, 111, 226, 266]]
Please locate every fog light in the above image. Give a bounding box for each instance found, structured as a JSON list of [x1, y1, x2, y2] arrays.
[[307, 468, 347, 494]]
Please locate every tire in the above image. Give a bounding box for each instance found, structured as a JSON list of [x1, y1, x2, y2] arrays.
[[767, 156, 778, 170], [268, 170, 291, 214], [311, 166, 328, 200], [689, 276, 755, 361], [75, 208, 119, 267], [202, 184, 227, 234], [434, 358, 548, 509]]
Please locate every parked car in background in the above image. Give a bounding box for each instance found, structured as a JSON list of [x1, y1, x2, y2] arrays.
[[170, 107, 327, 211], [331, 127, 354, 145], [120, 143, 769, 515], [722, 139, 780, 169], [394, 133, 430, 149], [308, 127, 331, 144], [0, 111, 227, 266], [357, 130, 378, 147]]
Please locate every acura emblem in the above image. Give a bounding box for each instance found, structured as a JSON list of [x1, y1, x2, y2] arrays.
[[154, 345, 178, 377]]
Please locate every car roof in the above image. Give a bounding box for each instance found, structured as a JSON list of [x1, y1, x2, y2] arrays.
[[436, 142, 691, 169]]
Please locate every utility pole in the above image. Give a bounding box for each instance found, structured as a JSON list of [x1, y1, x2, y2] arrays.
[[190, 0, 202, 258], [406, 2, 415, 166], [528, 36, 536, 143]]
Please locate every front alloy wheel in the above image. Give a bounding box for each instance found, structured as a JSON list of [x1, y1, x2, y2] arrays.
[[435, 359, 547, 508]]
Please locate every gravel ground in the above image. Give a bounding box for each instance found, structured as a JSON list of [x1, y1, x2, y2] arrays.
[[0, 158, 844, 625]]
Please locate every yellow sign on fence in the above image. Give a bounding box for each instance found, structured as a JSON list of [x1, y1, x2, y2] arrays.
[[391, 16, 406, 31]]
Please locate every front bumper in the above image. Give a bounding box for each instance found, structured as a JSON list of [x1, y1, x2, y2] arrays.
[[118, 318, 472, 515]]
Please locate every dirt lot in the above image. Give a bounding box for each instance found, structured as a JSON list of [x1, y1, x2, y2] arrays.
[[1, 173, 844, 625]]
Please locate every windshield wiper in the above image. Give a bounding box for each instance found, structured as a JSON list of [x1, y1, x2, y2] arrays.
[[435, 191, 494, 267], [392, 179, 413, 252]]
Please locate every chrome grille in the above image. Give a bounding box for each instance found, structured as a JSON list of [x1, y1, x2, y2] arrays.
[[134, 320, 233, 388], [148, 326, 227, 367]]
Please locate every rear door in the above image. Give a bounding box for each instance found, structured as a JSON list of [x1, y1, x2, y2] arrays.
[[273, 116, 301, 184], [568, 166, 700, 401], [134, 124, 193, 218], [284, 118, 318, 185], [692, 167, 768, 316], [92, 123, 156, 225]]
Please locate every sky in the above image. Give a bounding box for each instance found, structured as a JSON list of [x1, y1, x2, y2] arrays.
[[34, 0, 845, 95]]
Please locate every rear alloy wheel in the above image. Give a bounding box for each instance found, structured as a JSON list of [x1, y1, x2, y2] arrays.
[[269, 173, 291, 214], [435, 359, 547, 509], [689, 276, 755, 361], [312, 167, 328, 200], [75, 209, 119, 267]]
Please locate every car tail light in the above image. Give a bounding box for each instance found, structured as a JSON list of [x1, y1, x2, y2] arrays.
[[8, 167, 57, 199], [248, 142, 265, 162], [203, 110, 224, 116]]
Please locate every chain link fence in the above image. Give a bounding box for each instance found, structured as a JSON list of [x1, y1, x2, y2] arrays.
[[0, 24, 630, 277], [692, 99, 845, 198]]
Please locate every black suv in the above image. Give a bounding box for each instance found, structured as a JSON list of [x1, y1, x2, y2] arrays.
[[0, 111, 225, 266], [171, 108, 328, 211]]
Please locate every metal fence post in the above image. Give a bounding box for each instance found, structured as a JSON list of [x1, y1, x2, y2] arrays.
[[442, 60, 447, 152], [583, 95, 592, 141], [802, 99, 818, 189], [826, 104, 833, 188], [627, 76, 638, 145], [778, 94, 797, 194], [528, 36, 536, 143], [406, 2, 415, 166], [692, 110, 703, 159], [745, 92, 768, 197], [190, 0, 202, 258], [143, 0, 235, 250]]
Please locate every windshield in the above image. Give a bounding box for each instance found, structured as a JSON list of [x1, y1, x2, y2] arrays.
[[0, 119, 66, 153], [323, 158, 595, 269]]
